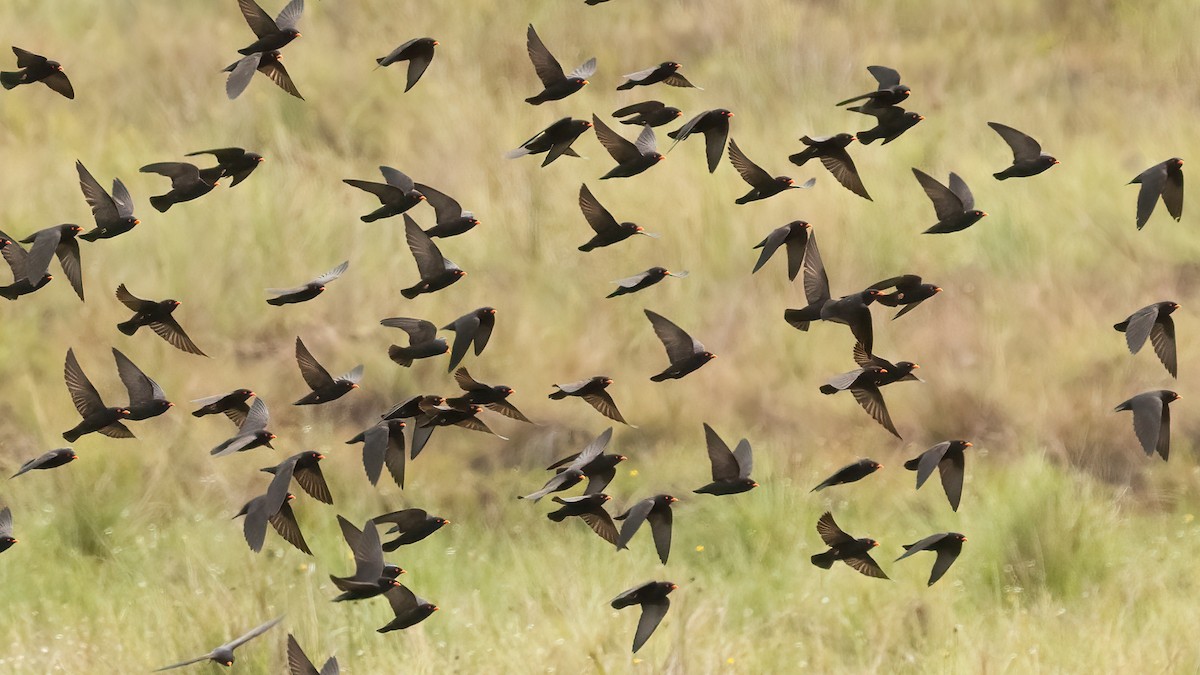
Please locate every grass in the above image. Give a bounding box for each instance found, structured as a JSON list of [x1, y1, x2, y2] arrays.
[[0, 0, 1198, 671]]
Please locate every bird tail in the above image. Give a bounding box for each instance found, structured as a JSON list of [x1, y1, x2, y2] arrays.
[[191, 409, 206, 418], [857, 132, 880, 145], [666, 128, 682, 141], [548, 390, 568, 400], [400, 286, 421, 300], [616, 81, 635, 91], [149, 195, 172, 212], [788, 149, 816, 166], [734, 195, 753, 205], [0, 286, 19, 301], [577, 243, 595, 252], [504, 146, 531, 159], [375, 57, 387, 66], [818, 384, 838, 395], [0, 71, 21, 89], [1113, 321, 1128, 332], [649, 372, 669, 382], [903, 458, 921, 470], [266, 296, 287, 306], [810, 551, 836, 568], [547, 510, 567, 522], [606, 289, 622, 299], [117, 320, 139, 336], [63, 429, 81, 443], [79, 230, 101, 242], [524, 95, 544, 105], [388, 345, 414, 367], [992, 172, 1008, 181], [783, 308, 817, 331]]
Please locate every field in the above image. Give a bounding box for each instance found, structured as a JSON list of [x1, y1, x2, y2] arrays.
[[1, 0, 1199, 672]]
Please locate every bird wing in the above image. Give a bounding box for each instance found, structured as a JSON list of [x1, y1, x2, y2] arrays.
[[341, 516, 385, 580], [947, 172, 976, 210], [583, 390, 628, 424], [895, 533, 945, 561], [568, 57, 596, 80], [914, 442, 951, 489], [591, 115, 640, 164], [525, 24, 566, 85], [633, 124, 658, 155], [225, 53, 260, 99], [801, 233, 831, 304], [662, 73, 698, 88], [750, 227, 787, 275], [241, 397, 270, 433], [64, 348, 105, 416], [274, 0, 304, 31], [238, 0, 280, 37], [844, 553, 889, 579], [359, 424, 388, 485], [294, 461, 333, 505], [613, 269, 653, 289], [912, 168, 964, 220], [287, 634, 320, 675], [186, 147, 246, 165], [632, 598, 670, 653], [938, 451, 966, 511], [616, 499, 653, 549], [269, 501, 312, 554], [12, 46, 45, 67], [384, 430, 406, 488], [820, 148, 870, 200], [578, 184, 619, 235], [312, 260, 349, 286], [927, 542, 962, 585], [403, 48, 434, 92], [140, 162, 203, 188], [1150, 317, 1177, 378], [114, 283, 147, 311], [1129, 394, 1165, 457], [22, 227, 61, 286], [380, 166, 416, 192], [816, 511, 853, 546], [644, 310, 701, 364], [580, 506, 618, 544], [222, 616, 285, 652], [55, 236, 83, 300], [260, 59, 303, 100], [702, 422, 740, 482], [153, 653, 215, 671], [76, 161, 118, 223], [318, 659, 340, 675], [572, 427, 614, 468], [413, 183, 463, 223], [733, 439, 753, 479], [1158, 398, 1171, 461], [446, 314, 481, 370], [295, 337, 334, 390], [337, 364, 364, 385], [1164, 166, 1184, 221], [384, 584, 419, 616], [867, 65, 901, 88], [380, 317, 439, 345], [487, 400, 532, 424], [727, 139, 773, 189], [112, 348, 162, 406], [452, 367, 487, 391], [614, 101, 664, 117], [403, 215, 449, 279], [150, 317, 206, 356], [646, 505, 673, 564], [0, 506, 11, 538], [1121, 304, 1159, 354], [987, 122, 1042, 163], [620, 65, 660, 83]]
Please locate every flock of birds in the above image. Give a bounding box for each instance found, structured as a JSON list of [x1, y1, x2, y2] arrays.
[[0, 0, 1189, 669]]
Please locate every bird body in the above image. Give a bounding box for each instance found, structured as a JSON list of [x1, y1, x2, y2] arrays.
[[1114, 301, 1179, 377], [904, 440, 973, 510], [1114, 390, 1179, 460], [988, 122, 1058, 179], [524, 25, 594, 104], [377, 38, 438, 92], [810, 511, 888, 578], [611, 581, 676, 653], [506, 118, 592, 166], [1129, 158, 1184, 229]]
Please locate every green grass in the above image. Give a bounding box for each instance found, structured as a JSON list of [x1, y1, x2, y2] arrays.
[[0, 0, 1199, 671]]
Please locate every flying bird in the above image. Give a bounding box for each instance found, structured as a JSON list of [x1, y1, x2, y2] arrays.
[[185, 148, 263, 187], [191, 389, 254, 426], [693, 423, 756, 495], [1, 47, 72, 98], [262, 451, 332, 505], [527, 428, 620, 500], [913, 169, 987, 234], [115, 284, 206, 356], [820, 347, 919, 439], [869, 274, 942, 320], [376, 38, 438, 92], [413, 183, 479, 238], [153, 616, 282, 671], [505, 117, 593, 167], [380, 317, 448, 367], [810, 511, 887, 578], [0, 506, 13, 553], [1114, 301, 1179, 378], [811, 458, 882, 492], [607, 267, 687, 298], [645, 309, 716, 381], [904, 440, 974, 510], [578, 184, 658, 251], [11, 448, 77, 479], [236, 460, 311, 554], [592, 116, 664, 179], [267, 261, 348, 306], [783, 238, 881, 354], [547, 494, 617, 544], [374, 508, 449, 551], [377, 585, 438, 633], [443, 307, 495, 372], [837, 65, 909, 109], [524, 25, 595, 104], [729, 138, 815, 204], [896, 532, 966, 586], [76, 160, 138, 241], [140, 162, 218, 212], [666, 108, 732, 173], [210, 398, 276, 456], [401, 215, 465, 298], [788, 133, 870, 200], [287, 634, 339, 675], [292, 337, 362, 405], [236, 0, 303, 55], [988, 122, 1058, 180], [1129, 158, 1184, 230], [62, 348, 132, 442], [19, 224, 83, 300], [112, 348, 172, 421], [616, 494, 677, 564], [611, 581, 677, 653], [549, 376, 630, 425], [381, 395, 445, 460], [1114, 390, 1180, 461], [344, 167, 425, 222], [224, 50, 303, 100], [853, 105, 923, 145], [0, 232, 53, 300], [617, 62, 698, 90], [416, 400, 507, 440], [330, 516, 403, 602], [752, 220, 814, 280], [613, 101, 682, 128], [451, 368, 532, 423], [346, 418, 407, 488]]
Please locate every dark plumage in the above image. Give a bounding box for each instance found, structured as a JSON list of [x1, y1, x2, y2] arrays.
[[1130, 158, 1184, 230], [381, 395, 446, 460], [76, 160, 138, 241], [788, 133, 870, 199], [11, 448, 77, 479], [374, 508, 449, 552], [224, 50, 302, 100], [524, 25, 595, 104], [267, 261, 348, 305], [377, 38, 438, 92], [330, 517, 403, 602], [115, 284, 206, 356], [401, 215, 465, 298], [0, 507, 14, 553], [0, 231, 53, 300], [62, 349, 132, 443], [380, 317, 448, 367], [414, 183, 479, 238], [811, 458, 883, 492], [2, 47, 73, 98], [667, 109, 732, 173], [1114, 301, 1179, 378], [988, 122, 1058, 180], [185, 147, 264, 187], [549, 376, 630, 425], [236, 0, 303, 55], [913, 169, 987, 234], [345, 166, 425, 223], [904, 440, 974, 510], [617, 62, 698, 90], [191, 388, 254, 426], [377, 585, 438, 633], [287, 634, 339, 675], [694, 423, 756, 495], [645, 309, 716, 381], [836, 65, 909, 109], [578, 184, 658, 251], [783, 240, 881, 353], [852, 105, 923, 145], [346, 419, 407, 488], [112, 348, 173, 421], [19, 223, 83, 300], [616, 494, 677, 564], [613, 101, 682, 128], [140, 162, 218, 212], [261, 451, 332, 505], [236, 458, 311, 554], [292, 336, 362, 405], [547, 494, 618, 544], [752, 220, 813, 280], [729, 138, 815, 204], [810, 511, 887, 579], [611, 581, 677, 653], [416, 399, 507, 440], [896, 532, 967, 586], [153, 617, 282, 671], [1114, 390, 1179, 461], [608, 267, 687, 298], [528, 428, 620, 500], [210, 398, 276, 456], [452, 368, 532, 423], [870, 274, 942, 320], [505, 117, 593, 167], [820, 346, 919, 439], [593, 116, 664, 179], [443, 307, 495, 372]]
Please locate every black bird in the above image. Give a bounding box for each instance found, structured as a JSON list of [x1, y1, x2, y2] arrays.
[[783, 239, 881, 353], [76, 160, 138, 241], [869, 274, 942, 320], [153, 617, 282, 671], [330, 517, 403, 602], [20, 223, 83, 300], [667, 109, 733, 173], [616, 494, 677, 564], [236, 461, 311, 554], [452, 368, 532, 423], [267, 261, 349, 306], [377, 585, 438, 633], [444, 307, 495, 371], [988, 122, 1058, 180], [913, 169, 987, 234], [752, 220, 814, 280], [819, 365, 902, 439], [1114, 301, 1179, 378], [811, 458, 883, 492], [185, 148, 264, 187], [645, 309, 716, 381], [380, 317, 448, 367], [11, 448, 77, 479], [62, 349, 132, 442], [413, 183, 479, 238], [224, 50, 302, 100], [346, 419, 407, 488], [1114, 390, 1180, 461], [374, 508, 450, 551], [593, 116, 664, 179], [896, 532, 967, 586], [112, 348, 172, 421], [850, 343, 922, 387], [344, 167, 425, 223], [617, 62, 698, 90], [236, 0, 303, 55], [140, 163, 218, 212], [836, 65, 909, 109], [810, 511, 887, 578], [401, 215, 465, 298], [524, 25, 595, 104], [287, 634, 338, 675], [381, 395, 446, 460], [904, 440, 974, 510], [293, 337, 362, 405], [505, 118, 593, 167], [611, 581, 677, 653], [211, 398, 276, 456], [0, 232, 53, 300], [788, 133, 870, 200], [535, 428, 622, 498], [852, 105, 923, 145], [262, 451, 332, 505], [729, 138, 815, 204], [549, 376, 630, 425], [520, 468, 585, 502], [377, 38, 439, 92], [2, 47, 73, 98], [578, 184, 658, 251], [191, 388, 255, 426], [1130, 158, 1184, 230], [0, 506, 13, 553], [548, 494, 618, 544], [417, 400, 507, 440], [608, 267, 687, 298], [694, 423, 756, 495], [613, 101, 682, 128], [115, 284, 206, 356]]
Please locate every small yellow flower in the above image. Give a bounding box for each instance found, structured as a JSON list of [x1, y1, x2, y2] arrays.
[[629, 469, 639, 477], [633, 658, 643, 665], [727, 657, 735, 664], [695, 545, 705, 552], [1185, 513, 1195, 524]]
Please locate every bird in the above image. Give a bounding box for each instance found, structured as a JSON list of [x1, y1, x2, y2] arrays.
[[577, 184, 659, 251], [373, 508, 449, 552], [613, 101, 682, 128], [261, 451, 332, 505], [836, 65, 909, 109], [62, 348, 132, 442], [607, 267, 687, 298], [694, 423, 756, 495], [112, 348, 172, 421], [154, 616, 283, 670], [401, 215, 465, 298], [811, 458, 883, 492], [549, 376, 631, 425], [451, 368, 532, 423], [666, 108, 733, 173], [592, 116, 664, 179], [223, 50, 303, 100], [19, 224, 83, 300], [520, 467, 584, 502], [913, 169, 987, 234], [346, 418, 407, 488], [191, 389, 255, 426], [869, 275, 942, 319], [645, 309, 716, 381], [413, 183, 479, 238], [381, 395, 446, 460], [752, 220, 814, 280], [267, 261, 348, 306], [1, 47, 72, 98], [616, 494, 677, 564], [0, 231, 53, 300], [184, 148, 263, 187], [547, 494, 618, 544], [1114, 302, 1179, 377], [115, 284, 206, 356], [376, 38, 438, 92], [344, 167, 425, 222], [292, 337, 362, 405], [11, 448, 77, 478], [0, 506, 13, 553], [810, 511, 888, 578], [1114, 390, 1180, 461], [525, 428, 619, 500], [76, 160, 138, 241], [852, 105, 923, 145], [377, 585, 438, 633], [505, 118, 593, 166], [380, 317, 448, 367], [210, 397, 276, 457], [729, 138, 815, 204], [443, 307, 495, 372], [524, 25, 595, 104], [330, 517, 403, 602], [788, 133, 870, 199], [896, 532, 967, 586], [818, 365, 898, 438], [611, 581, 677, 653], [782, 239, 881, 353], [236, 459, 311, 554], [139, 162, 218, 212], [236, 0, 303, 55], [988, 122, 1058, 180], [1130, 158, 1184, 230], [416, 400, 507, 440], [904, 440, 974, 510], [617, 61, 698, 90], [287, 634, 339, 675]]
